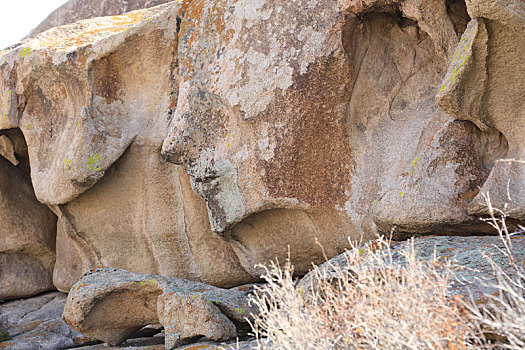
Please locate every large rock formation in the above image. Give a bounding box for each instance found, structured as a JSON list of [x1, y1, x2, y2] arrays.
[[0, 3, 253, 299], [298, 235, 525, 305], [0, 0, 524, 300]]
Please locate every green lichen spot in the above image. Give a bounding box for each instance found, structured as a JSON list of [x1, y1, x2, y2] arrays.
[[236, 308, 245, 314], [64, 158, 73, 172], [149, 279, 156, 284], [439, 84, 445, 92], [227, 142, 231, 148], [87, 154, 102, 172], [139, 281, 146, 286], [8, 90, 12, 94], [0, 329, 11, 342], [26, 124, 33, 130], [358, 248, 365, 256], [17, 47, 31, 59], [372, 199, 378, 208], [398, 192, 404, 196], [410, 157, 419, 167]]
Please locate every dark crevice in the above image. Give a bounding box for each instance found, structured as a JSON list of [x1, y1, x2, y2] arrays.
[[446, 0, 471, 36]]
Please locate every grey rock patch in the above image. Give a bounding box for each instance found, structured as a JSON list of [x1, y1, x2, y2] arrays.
[[0, 292, 98, 349]]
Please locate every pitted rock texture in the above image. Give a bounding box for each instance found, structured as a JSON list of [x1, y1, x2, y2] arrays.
[[62, 268, 257, 348], [0, 3, 253, 296], [0, 292, 97, 349], [298, 235, 525, 305], [27, 0, 174, 40]]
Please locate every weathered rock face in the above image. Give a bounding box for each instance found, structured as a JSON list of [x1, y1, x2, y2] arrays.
[[160, 0, 506, 271], [62, 268, 257, 348], [437, 0, 525, 221], [1, 0, 525, 299], [0, 3, 253, 296], [162, 0, 361, 275], [27, 0, 174, 40], [0, 152, 57, 300]]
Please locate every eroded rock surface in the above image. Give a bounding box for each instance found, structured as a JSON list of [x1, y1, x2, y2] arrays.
[[0, 154, 57, 300], [0, 3, 253, 294], [62, 268, 257, 348], [437, 0, 525, 221]]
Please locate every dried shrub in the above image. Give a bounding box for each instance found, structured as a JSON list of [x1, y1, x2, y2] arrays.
[[247, 237, 477, 350]]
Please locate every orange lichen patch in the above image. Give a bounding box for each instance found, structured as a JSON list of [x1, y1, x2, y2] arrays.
[[459, 188, 478, 204], [0, 342, 15, 349], [35, 11, 148, 51]]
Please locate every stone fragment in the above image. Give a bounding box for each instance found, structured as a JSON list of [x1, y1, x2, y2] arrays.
[[158, 293, 237, 349], [0, 135, 17, 165], [62, 268, 257, 347]]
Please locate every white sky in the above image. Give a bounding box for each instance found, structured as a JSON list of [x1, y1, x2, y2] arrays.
[[0, 0, 69, 49]]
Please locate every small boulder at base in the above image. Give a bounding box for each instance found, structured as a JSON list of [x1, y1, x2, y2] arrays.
[[62, 268, 257, 348]]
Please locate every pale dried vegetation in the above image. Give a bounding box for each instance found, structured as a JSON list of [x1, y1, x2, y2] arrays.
[[242, 195, 525, 350]]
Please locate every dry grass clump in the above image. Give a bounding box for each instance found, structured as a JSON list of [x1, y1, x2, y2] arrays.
[[464, 194, 525, 349], [245, 194, 525, 350], [248, 237, 478, 350]]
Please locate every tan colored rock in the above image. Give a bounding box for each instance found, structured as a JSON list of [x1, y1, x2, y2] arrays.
[[0, 155, 57, 300], [62, 268, 257, 347], [437, 0, 525, 221], [0, 135, 17, 165], [0, 3, 253, 292], [158, 293, 237, 349]]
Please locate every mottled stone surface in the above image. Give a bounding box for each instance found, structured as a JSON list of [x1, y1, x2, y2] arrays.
[[63, 268, 257, 347], [298, 235, 525, 304], [0, 292, 97, 349]]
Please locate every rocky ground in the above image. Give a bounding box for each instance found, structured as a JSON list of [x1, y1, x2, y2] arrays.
[[0, 291, 256, 349], [2, 235, 524, 349]]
